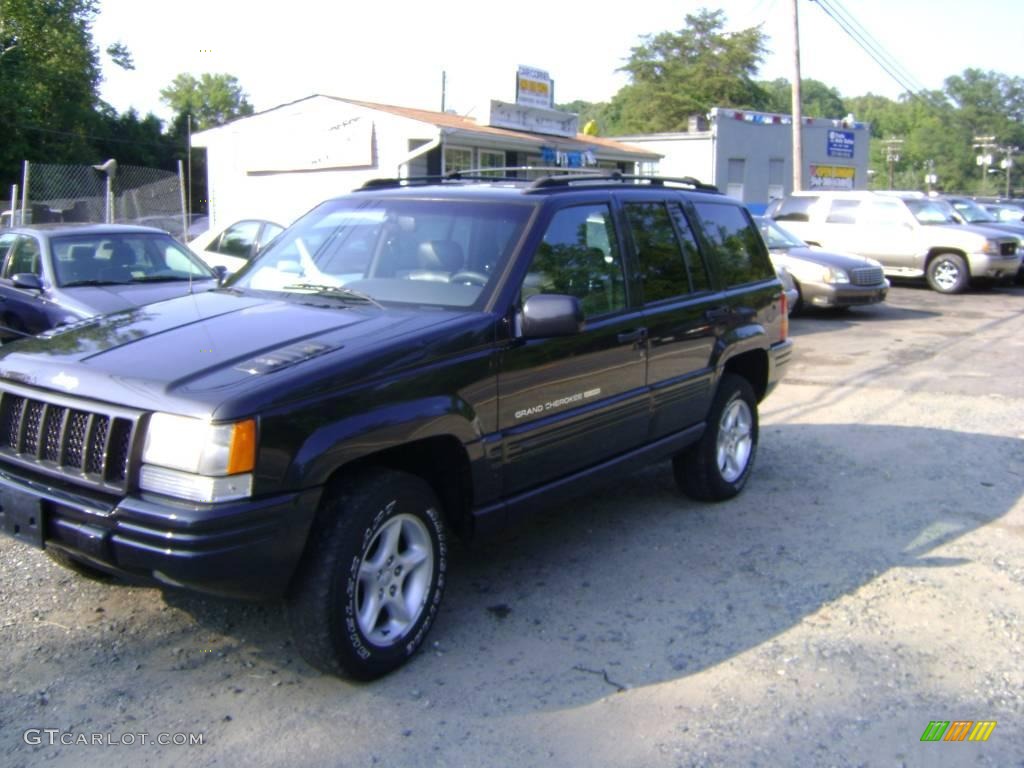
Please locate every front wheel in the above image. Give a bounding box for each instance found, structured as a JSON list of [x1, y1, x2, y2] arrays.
[[674, 373, 759, 501], [287, 469, 447, 680], [926, 253, 969, 294]]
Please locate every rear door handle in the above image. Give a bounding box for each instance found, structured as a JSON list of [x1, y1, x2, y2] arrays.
[[704, 306, 732, 322]]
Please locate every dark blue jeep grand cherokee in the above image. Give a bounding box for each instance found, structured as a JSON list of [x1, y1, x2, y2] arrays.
[[0, 172, 791, 679]]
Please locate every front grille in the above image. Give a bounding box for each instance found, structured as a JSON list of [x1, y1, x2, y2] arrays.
[[0, 389, 139, 492], [999, 241, 1018, 257], [850, 266, 885, 286]]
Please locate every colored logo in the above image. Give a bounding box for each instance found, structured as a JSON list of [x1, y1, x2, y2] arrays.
[[920, 721, 997, 742]]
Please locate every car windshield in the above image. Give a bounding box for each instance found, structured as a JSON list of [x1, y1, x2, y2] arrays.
[[757, 217, 806, 248], [51, 233, 215, 287], [903, 199, 959, 225], [949, 198, 997, 223], [231, 197, 534, 309]]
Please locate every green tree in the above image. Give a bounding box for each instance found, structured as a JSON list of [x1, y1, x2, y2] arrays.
[[611, 8, 769, 133], [0, 0, 103, 183], [758, 78, 847, 119], [159, 73, 255, 131]]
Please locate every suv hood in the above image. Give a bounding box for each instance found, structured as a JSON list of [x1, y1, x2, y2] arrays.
[[0, 289, 479, 417]]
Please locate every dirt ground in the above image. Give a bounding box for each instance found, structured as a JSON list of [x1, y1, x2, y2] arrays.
[[2, 282, 1022, 768]]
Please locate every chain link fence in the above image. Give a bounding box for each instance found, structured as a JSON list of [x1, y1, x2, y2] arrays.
[[5, 161, 188, 239]]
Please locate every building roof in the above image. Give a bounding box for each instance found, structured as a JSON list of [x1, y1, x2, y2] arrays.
[[196, 94, 659, 161]]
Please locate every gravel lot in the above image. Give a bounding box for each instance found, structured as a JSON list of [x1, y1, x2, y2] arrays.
[[2, 282, 1023, 768]]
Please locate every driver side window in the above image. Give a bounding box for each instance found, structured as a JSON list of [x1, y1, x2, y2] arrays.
[[521, 204, 626, 318], [4, 236, 42, 278]]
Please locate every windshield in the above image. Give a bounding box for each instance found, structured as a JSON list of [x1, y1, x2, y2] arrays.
[[949, 198, 997, 223], [903, 199, 959, 225], [756, 217, 806, 249], [231, 197, 534, 309], [51, 233, 215, 287]]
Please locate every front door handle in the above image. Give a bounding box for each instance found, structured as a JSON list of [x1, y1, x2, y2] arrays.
[[616, 328, 648, 346]]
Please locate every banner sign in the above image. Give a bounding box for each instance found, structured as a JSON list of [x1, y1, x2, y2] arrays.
[[809, 164, 856, 190]]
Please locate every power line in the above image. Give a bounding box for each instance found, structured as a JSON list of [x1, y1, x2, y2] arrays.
[[813, 0, 928, 94], [810, 0, 941, 105], [0, 116, 185, 149]]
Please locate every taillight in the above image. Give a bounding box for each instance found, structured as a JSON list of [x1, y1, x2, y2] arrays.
[[779, 292, 789, 341]]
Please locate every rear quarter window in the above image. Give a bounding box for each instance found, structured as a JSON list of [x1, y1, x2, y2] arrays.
[[692, 202, 774, 287]]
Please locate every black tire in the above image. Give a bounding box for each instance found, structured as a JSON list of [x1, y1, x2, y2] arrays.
[[674, 373, 759, 501], [286, 468, 447, 680], [925, 253, 969, 294], [46, 549, 114, 581]]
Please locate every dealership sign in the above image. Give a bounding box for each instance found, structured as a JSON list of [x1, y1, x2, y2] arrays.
[[827, 129, 855, 158], [516, 66, 554, 109]]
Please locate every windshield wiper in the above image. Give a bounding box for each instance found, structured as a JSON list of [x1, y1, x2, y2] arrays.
[[128, 275, 210, 283], [281, 283, 382, 308], [61, 279, 129, 287]]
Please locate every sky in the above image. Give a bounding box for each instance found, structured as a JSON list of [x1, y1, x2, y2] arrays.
[[91, 0, 1023, 124]]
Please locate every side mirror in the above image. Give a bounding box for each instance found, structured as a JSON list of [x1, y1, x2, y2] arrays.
[[211, 265, 229, 284], [11, 273, 43, 291], [519, 294, 584, 338]]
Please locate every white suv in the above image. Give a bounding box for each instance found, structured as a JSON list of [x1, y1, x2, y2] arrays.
[[767, 191, 1021, 293]]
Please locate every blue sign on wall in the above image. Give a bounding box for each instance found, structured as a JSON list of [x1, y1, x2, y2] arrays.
[[828, 130, 855, 158]]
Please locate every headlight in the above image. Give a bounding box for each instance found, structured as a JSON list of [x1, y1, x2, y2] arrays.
[[141, 413, 256, 502], [981, 239, 1005, 254], [823, 267, 850, 284]]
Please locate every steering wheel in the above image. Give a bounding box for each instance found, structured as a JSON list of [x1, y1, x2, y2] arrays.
[[449, 271, 489, 286]]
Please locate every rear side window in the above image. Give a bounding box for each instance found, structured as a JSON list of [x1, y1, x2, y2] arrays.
[[693, 202, 774, 287], [624, 202, 711, 302], [624, 202, 689, 302], [826, 199, 860, 224], [772, 195, 818, 222]]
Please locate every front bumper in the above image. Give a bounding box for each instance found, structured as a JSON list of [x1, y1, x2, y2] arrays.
[[0, 466, 322, 599], [803, 281, 889, 308], [966, 252, 1022, 278]]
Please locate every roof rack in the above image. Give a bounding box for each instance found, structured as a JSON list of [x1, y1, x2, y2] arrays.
[[527, 173, 720, 193], [356, 167, 720, 194]]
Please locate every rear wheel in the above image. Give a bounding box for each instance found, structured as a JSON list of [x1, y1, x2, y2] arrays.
[[926, 253, 969, 294], [674, 373, 758, 501], [286, 469, 447, 680]]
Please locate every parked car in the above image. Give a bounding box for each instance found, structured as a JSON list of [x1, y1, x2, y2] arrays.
[[775, 263, 799, 314], [755, 217, 888, 311], [941, 195, 1024, 284], [982, 202, 1024, 223], [0, 171, 791, 680], [766, 191, 1021, 293], [118, 213, 210, 243], [188, 219, 284, 274], [0, 224, 219, 339]]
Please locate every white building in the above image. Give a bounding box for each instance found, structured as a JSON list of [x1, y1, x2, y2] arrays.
[[191, 95, 660, 228], [614, 106, 872, 213]]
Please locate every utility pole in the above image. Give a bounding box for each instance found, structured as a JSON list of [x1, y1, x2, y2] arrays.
[[790, 0, 804, 192], [999, 145, 1018, 198], [883, 138, 903, 189], [924, 159, 937, 195], [973, 136, 996, 194]]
